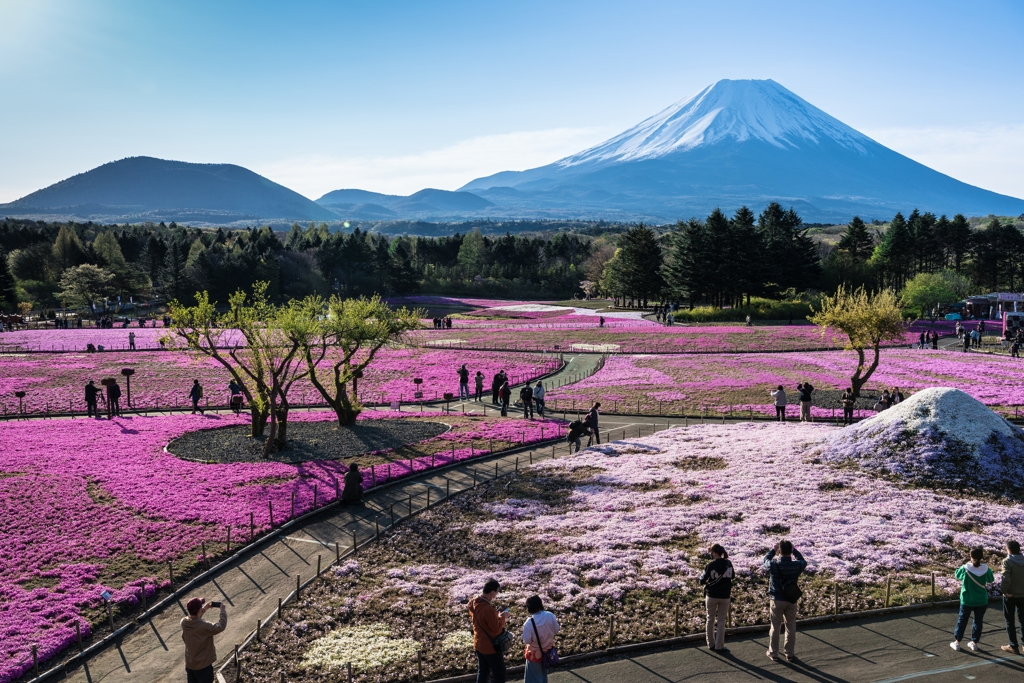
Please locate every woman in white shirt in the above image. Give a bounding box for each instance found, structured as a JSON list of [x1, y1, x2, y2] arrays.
[[522, 595, 559, 683], [533, 381, 546, 417]]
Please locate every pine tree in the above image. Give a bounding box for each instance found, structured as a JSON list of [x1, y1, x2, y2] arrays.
[[945, 214, 973, 274], [0, 248, 17, 311], [837, 216, 874, 261], [874, 212, 915, 289], [614, 225, 664, 306]]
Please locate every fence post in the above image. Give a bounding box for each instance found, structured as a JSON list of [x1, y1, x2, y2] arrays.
[[608, 614, 615, 648], [317, 555, 322, 579], [834, 582, 839, 616], [250, 512, 255, 542], [257, 618, 262, 642], [931, 571, 936, 598], [76, 620, 83, 651], [674, 604, 679, 637], [296, 574, 301, 601], [169, 561, 175, 589], [336, 542, 341, 563], [278, 597, 282, 619], [352, 529, 357, 554], [885, 575, 892, 607]]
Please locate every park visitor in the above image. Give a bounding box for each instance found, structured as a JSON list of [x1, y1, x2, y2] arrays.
[[180, 597, 227, 683], [499, 381, 511, 417], [107, 379, 122, 417], [797, 382, 814, 422], [841, 387, 856, 425], [492, 372, 502, 405], [128, 330, 136, 350], [919, 331, 926, 349], [566, 418, 588, 453], [189, 380, 204, 415], [459, 364, 471, 401], [891, 387, 904, 404], [951, 547, 995, 651], [876, 389, 892, 411], [599, 316, 605, 327], [932, 331, 939, 349], [475, 371, 485, 401], [1001, 540, 1024, 654], [586, 402, 601, 445], [700, 543, 734, 652], [770, 386, 787, 422], [469, 578, 509, 683], [84, 380, 99, 419], [763, 540, 807, 662], [522, 594, 560, 683], [342, 464, 364, 504], [533, 381, 546, 417], [520, 382, 534, 420], [228, 381, 243, 414]]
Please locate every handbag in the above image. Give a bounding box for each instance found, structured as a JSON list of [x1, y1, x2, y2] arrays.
[[490, 628, 514, 654], [530, 617, 559, 669]]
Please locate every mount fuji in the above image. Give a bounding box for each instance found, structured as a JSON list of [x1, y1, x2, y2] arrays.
[[461, 79, 1024, 222]]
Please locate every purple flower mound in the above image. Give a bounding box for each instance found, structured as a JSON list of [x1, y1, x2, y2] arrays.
[[819, 387, 1024, 494]]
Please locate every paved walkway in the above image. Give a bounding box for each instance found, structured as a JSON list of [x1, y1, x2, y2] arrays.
[[550, 606, 1024, 683]]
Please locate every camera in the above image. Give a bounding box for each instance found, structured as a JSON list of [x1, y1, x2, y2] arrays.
[[209, 601, 222, 608]]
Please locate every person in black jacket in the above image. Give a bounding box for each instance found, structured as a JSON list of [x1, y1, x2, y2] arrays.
[[107, 380, 122, 417], [700, 543, 734, 651], [566, 419, 588, 453], [84, 380, 99, 419], [520, 383, 534, 420], [763, 540, 808, 662], [342, 464, 364, 504]]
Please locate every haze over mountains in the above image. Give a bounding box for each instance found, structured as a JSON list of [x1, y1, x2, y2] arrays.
[[3, 79, 1022, 226]]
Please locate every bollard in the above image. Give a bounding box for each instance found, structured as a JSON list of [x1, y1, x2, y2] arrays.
[[76, 620, 84, 651], [885, 575, 892, 607]]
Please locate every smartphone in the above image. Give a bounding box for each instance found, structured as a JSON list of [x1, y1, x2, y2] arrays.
[[209, 601, 222, 608], [501, 607, 510, 614]]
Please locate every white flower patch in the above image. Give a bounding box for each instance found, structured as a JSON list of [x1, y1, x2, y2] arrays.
[[441, 630, 474, 652], [301, 623, 420, 672]]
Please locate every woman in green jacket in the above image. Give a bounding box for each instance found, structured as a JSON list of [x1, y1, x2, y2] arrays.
[[951, 547, 995, 652]]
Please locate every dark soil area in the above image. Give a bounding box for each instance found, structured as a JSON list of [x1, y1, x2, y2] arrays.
[[167, 419, 449, 463]]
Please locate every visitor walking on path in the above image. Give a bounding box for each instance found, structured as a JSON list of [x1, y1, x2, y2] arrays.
[[128, 330, 136, 350], [700, 544, 734, 652], [763, 540, 807, 662], [180, 597, 227, 683], [533, 381, 546, 417], [107, 379, 122, 417], [85, 380, 99, 419], [492, 372, 502, 405], [500, 381, 511, 417], [189, 380, 204, 415], [797, 382, 814, 422], [522, 595, 560, 683], [932, 331, 939, 350], [475, 371, 485, 401], [520, 382, 534, 420], [459, 364, 471, 401], [951, 547, 995, 652], [1001, 540, 1024, 654], [770, 386, 787, 422], [469, 579, 509, 683], [341, 464, 364, 504], [586, 402, 601, 445], [841, 388, 855, 426]]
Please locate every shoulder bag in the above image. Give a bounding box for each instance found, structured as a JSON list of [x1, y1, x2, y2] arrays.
[[530, 617, 559, 669]]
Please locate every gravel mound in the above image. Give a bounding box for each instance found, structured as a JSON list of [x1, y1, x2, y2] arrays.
[[819, 387, 1024, 494], [168, 418, 449, 464]]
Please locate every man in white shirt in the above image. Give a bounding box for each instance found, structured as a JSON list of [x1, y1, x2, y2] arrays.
[[522, 595, 560, 683]]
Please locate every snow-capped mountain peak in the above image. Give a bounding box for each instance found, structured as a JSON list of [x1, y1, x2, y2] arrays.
[[557, 79, 872, 167]]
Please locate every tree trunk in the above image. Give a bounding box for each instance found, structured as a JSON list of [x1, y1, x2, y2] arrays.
[[250, 405, 269, 437], [849, 344, 882, 399]]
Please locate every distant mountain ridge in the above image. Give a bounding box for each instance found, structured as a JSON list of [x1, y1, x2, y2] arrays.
[[0, 157, 337, 224], [316, 187, 493, 220], [461, 79, 1024, 221]]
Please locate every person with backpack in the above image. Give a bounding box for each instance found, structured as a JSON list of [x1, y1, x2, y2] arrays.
[[520, 382, 534, 420], [770, 386, 787, 422], [566, 419, 588, 453], [797, 382, 814, 422], [189, 380, 204, 415], [1001, 540, 1024, 654], [228, 380, 244, 414], [841, 387, 856, 426], [700, 544, 734, 652], [522, 595, 559, 683], [469, 579, 509, 683], [499, 381, 511, 417], [951, 547, 995, 652], [763, 540, 807, 662], [458, 364, 471, 401]]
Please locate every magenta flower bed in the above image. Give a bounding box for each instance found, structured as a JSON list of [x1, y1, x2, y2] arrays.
[[0, 409, 564, 682], [0, 348, 558, 415], [548, 349, 1024, 415]]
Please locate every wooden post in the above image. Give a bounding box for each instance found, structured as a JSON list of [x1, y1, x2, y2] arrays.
[[336, 477, 340, 500], [391, 503, 396, 527], [834, 582, 839, 616], [473, 470, 477, 487], [608, 614, 615, 648], [234, 643, 240, 675], [280, 672, 285, 683], [107, 601, 114, 632], [515, 457, 519, 471], [141, 584, 147, 611], [674, 604, 679, 637], [885, 575, 892, 607], [931, 571, 936, 598], [352, 529, 357, 554], [226, 525, 231, 553], [169, 561, 175, 589], [76, 621, 83, 651], [291, 491, 295, 519], [257, 618, 262, 642], [347, 662, 353, 682], [427, 488, 431, 507], [495, 461, 499, 478], [418, 651, 423, 681], [202, 541, 208, 570], [269, 500, 274, 527], [530, 451, 533, 465], [727, 602, 732, 628], [446, 479, 450, 500], [296, 574, 301, 600], [376, 516, 380, 539], [250, 512, 254, 542], [336, 542, 341, 563], [278, 597, 282, 618], [313, 484, 318, 508], [409, 493, 413, 516], [317, 555, 322, 579]]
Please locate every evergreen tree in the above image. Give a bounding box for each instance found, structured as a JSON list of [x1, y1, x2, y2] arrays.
[[837, 216, 874, 261], [613, 224, 664, 306], [0, 248, 17, 311], [945, 214, 973, 274], [757, 202, 821, 295], [874, 212, 915, 289]]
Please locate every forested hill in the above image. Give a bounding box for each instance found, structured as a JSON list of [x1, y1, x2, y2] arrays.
[[0, 157, 337, 223]]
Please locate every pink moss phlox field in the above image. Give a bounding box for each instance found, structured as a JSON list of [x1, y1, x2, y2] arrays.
[[0, 410, 563, 682], [549, 350, 1024, 413], [377, 423, 1023, 615], [0, 348, 557, 414]]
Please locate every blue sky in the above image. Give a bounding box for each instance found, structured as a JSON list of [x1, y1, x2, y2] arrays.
[[1, 0, 1022, 203]]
